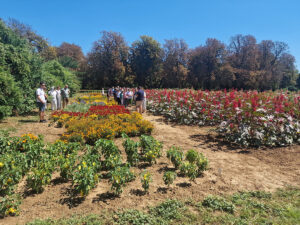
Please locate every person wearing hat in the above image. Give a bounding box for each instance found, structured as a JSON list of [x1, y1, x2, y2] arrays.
[[36, 82, 47, 122]]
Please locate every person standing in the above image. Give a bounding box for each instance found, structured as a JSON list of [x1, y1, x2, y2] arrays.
[[56, 86, 62, 110], [142, 88, 147, 113], [124, 88, 129, 107], [116, 89, 121, 105], [135, 86, 144, 114], [128, 88, 133, 105], [62, 85, 70, 109], [120, 88, 124, 105], [36, 82, 47, 122], [48, 87, 57, 111]]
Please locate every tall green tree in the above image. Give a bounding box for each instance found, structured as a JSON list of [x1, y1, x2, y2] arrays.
[[130, 36, 163, 88], [85, 31, 129, 88], [188, 38, 226, 89], [162, 39, 189, 88]]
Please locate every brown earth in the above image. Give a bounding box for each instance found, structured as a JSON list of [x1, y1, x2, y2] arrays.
[[1, 112, 300, 225]]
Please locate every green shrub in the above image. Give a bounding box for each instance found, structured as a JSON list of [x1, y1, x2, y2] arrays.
[[109, 166, 135, 196], [140, 135, 163, 164], [140, 170, 152, 192], [163, 171, 177, 187], [0, 70, 22, 120], [150, 199, 185, 220], [122, 133, 140, 166], [166, 146, 184, 169], [202, 195, 235, 214]]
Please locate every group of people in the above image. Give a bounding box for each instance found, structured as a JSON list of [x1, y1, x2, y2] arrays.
[[48, 85, 70, 111], [36, 82, 70, 122], [107, 86, 146, 114]]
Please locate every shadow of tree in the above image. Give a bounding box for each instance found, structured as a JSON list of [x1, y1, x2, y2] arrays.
[[189, 134, 251, 153]]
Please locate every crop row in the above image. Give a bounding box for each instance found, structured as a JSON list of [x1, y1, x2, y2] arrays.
[[0, 133, 208, 218], [147, 89, 300, 147]]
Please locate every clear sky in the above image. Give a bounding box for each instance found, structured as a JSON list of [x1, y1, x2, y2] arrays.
[[1, 0, 300, 69]]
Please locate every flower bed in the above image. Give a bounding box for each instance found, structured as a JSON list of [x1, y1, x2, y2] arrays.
[[75, 93, 117, 105], [51, 104, 153, 144], [146, 89, 300, 147], [51, 105, 131, 127], [62, 112, 154, 144]]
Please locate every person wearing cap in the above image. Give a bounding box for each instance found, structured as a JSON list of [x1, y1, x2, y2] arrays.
[[36, 82, 47, 122]]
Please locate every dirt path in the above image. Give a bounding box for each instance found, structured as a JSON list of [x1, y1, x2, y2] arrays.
[[2, 113, 300, 225], [0, 112, 64, 143]]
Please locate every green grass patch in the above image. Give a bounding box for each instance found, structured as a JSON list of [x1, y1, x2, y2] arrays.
[[26, 187, 300, 225]]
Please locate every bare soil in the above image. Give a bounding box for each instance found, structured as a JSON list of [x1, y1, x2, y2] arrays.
[[1, 112, 300, 225]]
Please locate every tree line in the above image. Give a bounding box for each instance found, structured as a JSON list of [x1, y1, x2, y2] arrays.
[[83, 31, 299, 91], [1, 18, 299, 119]]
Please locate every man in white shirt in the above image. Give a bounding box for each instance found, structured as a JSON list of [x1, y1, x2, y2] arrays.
[[36, 82, 47, 122]]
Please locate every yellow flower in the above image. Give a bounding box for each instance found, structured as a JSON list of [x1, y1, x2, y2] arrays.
[[8, 207, 16, 214], [78, 165, 82, 171], [0, 162, 4, 168], [80, 190, 84, 197]]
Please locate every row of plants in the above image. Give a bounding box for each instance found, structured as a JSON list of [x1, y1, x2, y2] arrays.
[[51, 105, 131, 127], [60, 112, 153, 144], [147, 89, 300, 147], [0, 132, 82, 217], [75, 93, 117, 105], [26, 187, 300, 225], [0, 131, 209, 218]]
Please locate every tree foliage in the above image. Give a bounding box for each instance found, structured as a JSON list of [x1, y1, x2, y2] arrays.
[[84, 32, 298, 90], [130, 36, 163, 88], [0, 20, 81, 120], [84, 31, 129, 88]]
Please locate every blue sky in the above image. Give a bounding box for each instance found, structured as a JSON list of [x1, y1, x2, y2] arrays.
[[1, 0, 300, 69]]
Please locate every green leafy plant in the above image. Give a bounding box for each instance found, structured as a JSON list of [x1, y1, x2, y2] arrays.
[[140, 170, 152, 193], [122, 133, 140, 166], [95, 139, 120, 158], [202, 195, 235, 214], [103, 154, 122, 171], [57, 153, 78, 180], [140, 135, 163, 164], [150, 199, 185, 220], [166, 146, 184, 169], [179, 162, 198, 181], [26, 154, 55, 193], [109, 166, 135, 196], [163, 171, 177, 187], [0, 194, 21, 217], [72, 160, 99, 197], [185, 149, 209, 175], [0, 154, 24, 196]]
